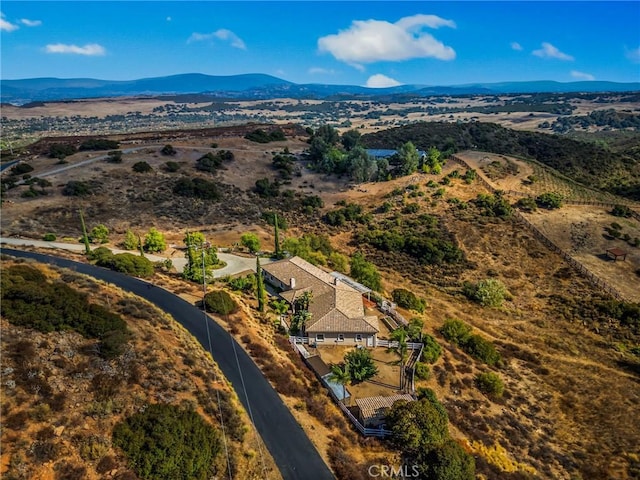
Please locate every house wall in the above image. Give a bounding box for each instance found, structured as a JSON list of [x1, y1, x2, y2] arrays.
[[263, 271, 288, 291], [310, 332, 376, 347]]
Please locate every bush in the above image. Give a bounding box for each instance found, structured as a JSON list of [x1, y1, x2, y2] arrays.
[[94, 251, 155, 278], [392, 288, 426, 313], [164, 161, 180, 172], [90, 224, 109, 244], [43, 233, 57, 241], [48, 143, 76, 159], [240, 233, 261, 253], [611, 204, 632, 218], [10, 162, 34, 175], [161, 144, 176, 156], [144, 228, 166, 253], [79, 138, 119, 151], [106, 150, 123, 163], [350, 252, 381, 291], [245, 128, 286, 143], [536, 192, 563, 209], [173, 178, 220, 201], [439, 319, 472, 344], [112, 404, 221, 480], [415, 362, 431, 380], [196, 151, 233, 172], [421, 334, 442, 364], [463, 278, 508, 307], [62, 180, 94, 197], [204, 290, 238, 315], [515, 197, 538, 212], [132, 161, 152, 173], [475, 371, 505, 398], [465, 335, 501, 365], [417, 439, 475, 480], [254, 178, 280, 197]]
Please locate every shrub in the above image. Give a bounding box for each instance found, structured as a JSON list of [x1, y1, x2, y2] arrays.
[[421, 334, 442, 364], [415, 362, 431, 380], [245, 128, 286, 143], [463, 278, 508, 307], [350, 252, 381, 291], [144, 228, 166, 253], [204, 290, 238, 315], [161, 144, 176, 156], [536, 192, 563, 209], [392, 288, 426, 313], [515, 197, 538, 212], [10, 162, 34, 175], [112, 404, 221, 480], [261, 211, 288, 229], [132, 161, 152, 173], [611, 204, 632, 218], [79, 138, 119, 151], [173, 178, 220, 200], [254, 177, 280, 197], [439, 319, 472, 344], [62, 180, 94, 196], [195, 151, 233, 172], [417, 440, 476, 480], [475, 371, 505, 398], [465, 335, 501, 365], [90, 224, 109, 244], [106, 150, 123, 163], [240, 233, 261, 253], [48, 143, 76, 159], [164, 161, 180, 172], [43, 233, 57, 241]]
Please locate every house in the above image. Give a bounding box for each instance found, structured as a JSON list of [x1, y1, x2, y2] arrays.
[[355, 394, 414, 428], [262, 256, 379, 346]]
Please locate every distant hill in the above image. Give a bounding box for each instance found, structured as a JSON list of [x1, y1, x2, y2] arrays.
[[1, 73, 638, 104], [361, 121, 640, 201]]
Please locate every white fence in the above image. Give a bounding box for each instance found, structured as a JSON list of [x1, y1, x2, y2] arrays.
[[376, 339, 423, 350]]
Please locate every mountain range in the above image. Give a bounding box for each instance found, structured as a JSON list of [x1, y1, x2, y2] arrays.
[[1, 73, 639, 104]]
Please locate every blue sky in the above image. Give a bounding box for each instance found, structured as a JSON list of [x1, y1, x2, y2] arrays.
[[1, 1, 639, 86]]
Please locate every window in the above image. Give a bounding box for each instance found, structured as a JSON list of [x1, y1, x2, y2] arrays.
[[337, 334, 344, 342], [316, 334, 325, 342], [355, 334, 362, 342]]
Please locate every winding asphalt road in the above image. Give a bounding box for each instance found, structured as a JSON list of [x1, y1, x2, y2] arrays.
[[1, 248, 335, 480]]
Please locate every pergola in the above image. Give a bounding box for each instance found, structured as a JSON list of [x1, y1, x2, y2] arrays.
[[606, 247, 628, 261]]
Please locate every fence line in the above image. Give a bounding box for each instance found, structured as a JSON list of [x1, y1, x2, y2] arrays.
[[448, 154, 627, 301]]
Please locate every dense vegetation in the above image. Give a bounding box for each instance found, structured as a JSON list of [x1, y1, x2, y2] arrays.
[[392, 288, 426, 313], [440, 318, 502, 365], [89, 247, 155, 278], [173, 177, 221, 200], [362, 121, 640, 200], [196, 150, 234, 172], [204, 290, 238, 315], [386, 388, 475, 479], [79, 138, 120, 151], [244, 128, 286, 143], [1, 264, 129, 359], [113, 403, 221, 480]]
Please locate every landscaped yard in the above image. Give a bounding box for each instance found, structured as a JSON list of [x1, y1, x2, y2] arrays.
[[314, 345, 404, 402]]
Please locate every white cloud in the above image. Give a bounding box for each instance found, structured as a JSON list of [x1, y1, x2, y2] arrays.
[[532, 42, 574, 61], [1, 13, 19, 32], [511, 42, 522, 51], [625, 46, 640, 63], [188, 29, 246, 49], [45, 43, 106, 56], [20, 18, 42, 27], [571, 70, 595, 81], [308, 67, 336, 75], [318, 14, 456, 68], [365, 74, 402, 88]]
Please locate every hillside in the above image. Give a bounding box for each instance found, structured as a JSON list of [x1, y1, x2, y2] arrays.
[[361, 121, 640, 200], [0, 258, 280, 480], [2, 126, 640, 479]]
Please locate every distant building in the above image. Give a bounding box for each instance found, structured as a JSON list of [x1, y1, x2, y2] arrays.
[[262, 256, 379, 346]]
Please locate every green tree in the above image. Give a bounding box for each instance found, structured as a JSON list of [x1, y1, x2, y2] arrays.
[[144, 228, 166, 253], [398, 141, 420, 176], [344, 348, 378, 383], [90, 224, 109, 244], [161, 144, 176, 155], [439, 319, 472, 344], [386, 389, 449, 453], [256, 256, 266, 313], [536, 192, 563, 209], [241, 233, 261, 254], [341, 129, 361, 151], [349, 252, 381, 291], [274, 213, 282, 258], [122, 229, 138, 250], [416, 439, 476, 480], [79, 209, 91, 255], [392, 288, 426, 313], [421, 334, 442, 364], [183, 232, 219, 283], [328, 251, 349, 274], [328, 364, 351, 403]]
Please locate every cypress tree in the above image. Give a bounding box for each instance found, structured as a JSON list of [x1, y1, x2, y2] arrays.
[[138, 234, 145, 257], [256, 256, 266, 312], [79, 209, 90, 255], [274, 213, 281, 258]]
